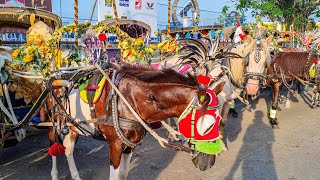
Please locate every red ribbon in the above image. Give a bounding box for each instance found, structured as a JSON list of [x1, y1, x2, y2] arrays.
[[197, 75, 210, 86]]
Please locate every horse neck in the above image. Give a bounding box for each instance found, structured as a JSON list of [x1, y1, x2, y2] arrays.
[[115, 77, 198, 123]]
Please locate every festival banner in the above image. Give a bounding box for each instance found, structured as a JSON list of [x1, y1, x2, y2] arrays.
[[105, 15, 113, 20], [5, 0, 25, 6], [135, 0, 142, 10], [119, 0, 129, 7], [146, 1, 154, 10], [105, 0, 112, 7]]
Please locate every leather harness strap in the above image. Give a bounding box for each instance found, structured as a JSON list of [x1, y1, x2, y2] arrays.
[[88, 115, 144, 131]]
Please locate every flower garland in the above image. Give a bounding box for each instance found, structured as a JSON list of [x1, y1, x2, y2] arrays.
[[92, 22, 179, 65], [11, 21, 179, 77], [11, 21, 91, 77]]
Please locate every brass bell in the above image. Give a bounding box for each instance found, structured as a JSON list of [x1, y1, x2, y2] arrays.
[[61, 126, 70, 135]]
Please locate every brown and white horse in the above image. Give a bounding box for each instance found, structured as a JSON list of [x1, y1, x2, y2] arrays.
[[42, 65, 225, 180]]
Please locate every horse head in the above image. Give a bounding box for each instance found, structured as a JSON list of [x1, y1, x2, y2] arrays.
[[232, 35, 272, 95]]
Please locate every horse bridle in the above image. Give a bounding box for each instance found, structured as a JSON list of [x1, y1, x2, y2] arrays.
[[243, 37, 271, 87]]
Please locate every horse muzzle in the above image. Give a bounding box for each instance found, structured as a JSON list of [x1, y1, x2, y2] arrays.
[[192, 153, 216, 171], [245, 79, 260, 95]]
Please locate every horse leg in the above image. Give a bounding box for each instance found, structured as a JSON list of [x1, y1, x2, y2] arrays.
[[119, 148, 133, 180], [63, 130, 81, 180], [48, 127, 59, 180], [51, 156, 58, 180], [314, 85, 320, 107], [219, 102, 231, 152], [109, 143, 133, 180], [269, 83, 281, 128], [317, 91, 320, 107], [311, 85, 320, 108]]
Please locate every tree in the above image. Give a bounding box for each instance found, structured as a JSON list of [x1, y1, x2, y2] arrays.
[[221, 6, 247, 27], [231, 0, 320, 31]]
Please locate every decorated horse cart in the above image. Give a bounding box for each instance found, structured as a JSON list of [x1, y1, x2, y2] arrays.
[[0, 5, 61, 148], [0, 1, 284, 179]]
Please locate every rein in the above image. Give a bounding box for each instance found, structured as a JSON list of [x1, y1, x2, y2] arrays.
[[95, 64, 172, 148]]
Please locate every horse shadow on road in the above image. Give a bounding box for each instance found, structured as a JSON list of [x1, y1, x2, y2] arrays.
[[225, 110, 277, 180]]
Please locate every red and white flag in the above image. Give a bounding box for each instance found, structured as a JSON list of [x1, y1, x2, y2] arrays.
[[234, 20, 246, 43]]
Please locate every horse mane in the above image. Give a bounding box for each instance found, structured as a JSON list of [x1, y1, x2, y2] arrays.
[[118, 64, 198, 87], [229, 43, 248, 84]]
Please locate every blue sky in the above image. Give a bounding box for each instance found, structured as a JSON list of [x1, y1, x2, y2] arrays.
[[52, 0, 256, 26]]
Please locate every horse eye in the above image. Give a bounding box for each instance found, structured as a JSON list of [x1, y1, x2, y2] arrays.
[[206, 92, 212, 104]]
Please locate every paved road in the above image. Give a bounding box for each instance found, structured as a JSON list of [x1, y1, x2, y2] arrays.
[[1, 88, 320, 180]]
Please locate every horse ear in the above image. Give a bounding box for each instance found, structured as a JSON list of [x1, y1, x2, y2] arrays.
[[247, 35, 253, 44], [266, 36, 273, 46], [198, 89, 207, 104], [212, 82, 225, 95], [243, 35, 255, 57]]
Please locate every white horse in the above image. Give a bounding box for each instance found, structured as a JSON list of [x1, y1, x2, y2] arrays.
[[155, 36, 272, 147]]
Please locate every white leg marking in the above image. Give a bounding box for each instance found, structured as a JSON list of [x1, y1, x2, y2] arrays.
[[64, 133, 82, 180], [110, 165, 120, 180], [109, 152, 133, 180], [51, 156, 58, 180], [119, 152, 133, 180]]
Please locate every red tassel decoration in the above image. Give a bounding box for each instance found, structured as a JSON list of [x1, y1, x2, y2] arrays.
[[98, 34, 107, 41], [48, 143, 65, 157], [197, 75, 210, 86], [314, 60, 318, 64]]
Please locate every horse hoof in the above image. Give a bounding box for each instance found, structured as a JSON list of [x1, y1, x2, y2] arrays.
[[269, 118, 279, 129], [271, 124, 280, 129], [230, 112, 238, 118], [229, 109, 239, 118]]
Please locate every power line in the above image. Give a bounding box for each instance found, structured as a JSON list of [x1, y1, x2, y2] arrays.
[[61, 17, 98, 21], [157, 3, 221, 14]]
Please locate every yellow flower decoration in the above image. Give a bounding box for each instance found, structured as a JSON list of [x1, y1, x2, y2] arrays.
[[11, 49, 20, 59], [134, 38, 144, 46], [150, 44, 157, 49], [145, 48, 154, 54], [23, 54, 34, 63]]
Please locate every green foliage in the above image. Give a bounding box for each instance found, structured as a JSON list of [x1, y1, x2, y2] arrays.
[[220, 6, 247, 27], [0, 48, 12, 84], [307, 19, 317, 31], [222, 5, 229, 16], [234, 0, 320, 32]]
